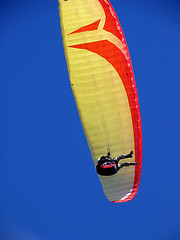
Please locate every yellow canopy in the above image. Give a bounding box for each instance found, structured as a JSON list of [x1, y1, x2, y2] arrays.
[[58, 0, 142, 202]]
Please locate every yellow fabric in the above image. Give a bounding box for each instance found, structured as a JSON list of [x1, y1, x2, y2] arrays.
[[59, 0, 136, 202]]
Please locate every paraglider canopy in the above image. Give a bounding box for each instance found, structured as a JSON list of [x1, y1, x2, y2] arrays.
[[58, 0, 142, 202]]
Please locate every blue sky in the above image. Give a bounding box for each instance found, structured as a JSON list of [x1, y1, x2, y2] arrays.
[[1, 0, 180, 240]]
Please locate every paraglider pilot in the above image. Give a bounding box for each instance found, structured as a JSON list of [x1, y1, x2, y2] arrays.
[[96, 150, 137, 176]]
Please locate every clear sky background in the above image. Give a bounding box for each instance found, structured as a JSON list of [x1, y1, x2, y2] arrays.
[[1, 0, 180, 240]]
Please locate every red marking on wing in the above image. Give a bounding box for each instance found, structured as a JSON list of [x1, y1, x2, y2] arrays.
[[98, 0, 123, 41], [69, 19, 101, 35], [69, 40, 142, 202]]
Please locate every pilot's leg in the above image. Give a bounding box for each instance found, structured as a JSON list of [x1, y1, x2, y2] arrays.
[[117, 162, 137, 170]]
